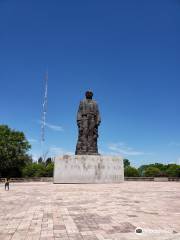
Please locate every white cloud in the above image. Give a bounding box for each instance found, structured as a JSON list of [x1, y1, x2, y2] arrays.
[[107, 142, 145, 156], [38, 120, 64, 132], [49, 146, 73, 156], [49, 147, 64, 155], [45, 122, 64, 132], [28, 138, 38, 143], [168, 142, 180, 147]]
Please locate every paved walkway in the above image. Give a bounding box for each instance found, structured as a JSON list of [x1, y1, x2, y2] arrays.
[[0, 182, 180, 240]]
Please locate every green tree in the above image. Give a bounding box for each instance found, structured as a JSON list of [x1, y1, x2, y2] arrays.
[[124, 166, 139, 177], [45, 157, 52, 166], [123, 159, 130, 168], [153, 163, 167, 172], [38, 157, 43, 164], [22, 163, 46, 177], [138, 163, 168, 177], [0, 125, 31, 177], [45, 162, 54, 177], [166, 164, 180, 177], [144, 166, 161, 177], [138, 164, 148, 176]]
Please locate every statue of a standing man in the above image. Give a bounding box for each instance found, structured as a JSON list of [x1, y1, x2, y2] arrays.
[[75, 91, 101, 155]]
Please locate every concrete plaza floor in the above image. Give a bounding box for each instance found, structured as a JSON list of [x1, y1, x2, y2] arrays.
[[0, 182, 180, 240]]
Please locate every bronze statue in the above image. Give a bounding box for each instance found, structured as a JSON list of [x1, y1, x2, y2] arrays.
[[75, 91, 101, 155]]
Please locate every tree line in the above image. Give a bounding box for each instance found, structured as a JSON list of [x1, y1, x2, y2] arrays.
[[0, 125, 180, 178], [124, 159, 180, 177]]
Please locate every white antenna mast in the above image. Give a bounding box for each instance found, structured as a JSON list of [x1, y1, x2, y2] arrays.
[[41, 70, 48, 144]]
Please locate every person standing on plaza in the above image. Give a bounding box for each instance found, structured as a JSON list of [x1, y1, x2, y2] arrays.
[[5, 178, 10, 191]]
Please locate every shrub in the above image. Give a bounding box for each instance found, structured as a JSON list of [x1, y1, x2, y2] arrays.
[[22, 163, 46, 177], [45, 163, 54, 177], [124, 166, 139, 177], [166, 164, 180, 177], [144, 166, 161, 177], [22, 162, 54, 177]]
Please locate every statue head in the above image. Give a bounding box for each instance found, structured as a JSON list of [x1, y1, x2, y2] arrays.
[[85, 91, 93, 99]]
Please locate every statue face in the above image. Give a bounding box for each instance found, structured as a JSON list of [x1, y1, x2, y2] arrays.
[[85, 91, 93, 99]]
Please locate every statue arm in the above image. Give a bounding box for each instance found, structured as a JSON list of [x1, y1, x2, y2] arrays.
[[77, 101, 83, 125], [96, 103, 101, 125]]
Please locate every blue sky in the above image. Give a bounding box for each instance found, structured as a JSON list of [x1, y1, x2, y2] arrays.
[[0, 0, 179, 166]]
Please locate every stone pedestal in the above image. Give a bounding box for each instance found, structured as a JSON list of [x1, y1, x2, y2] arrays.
[[53, 155, 124, 183]]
